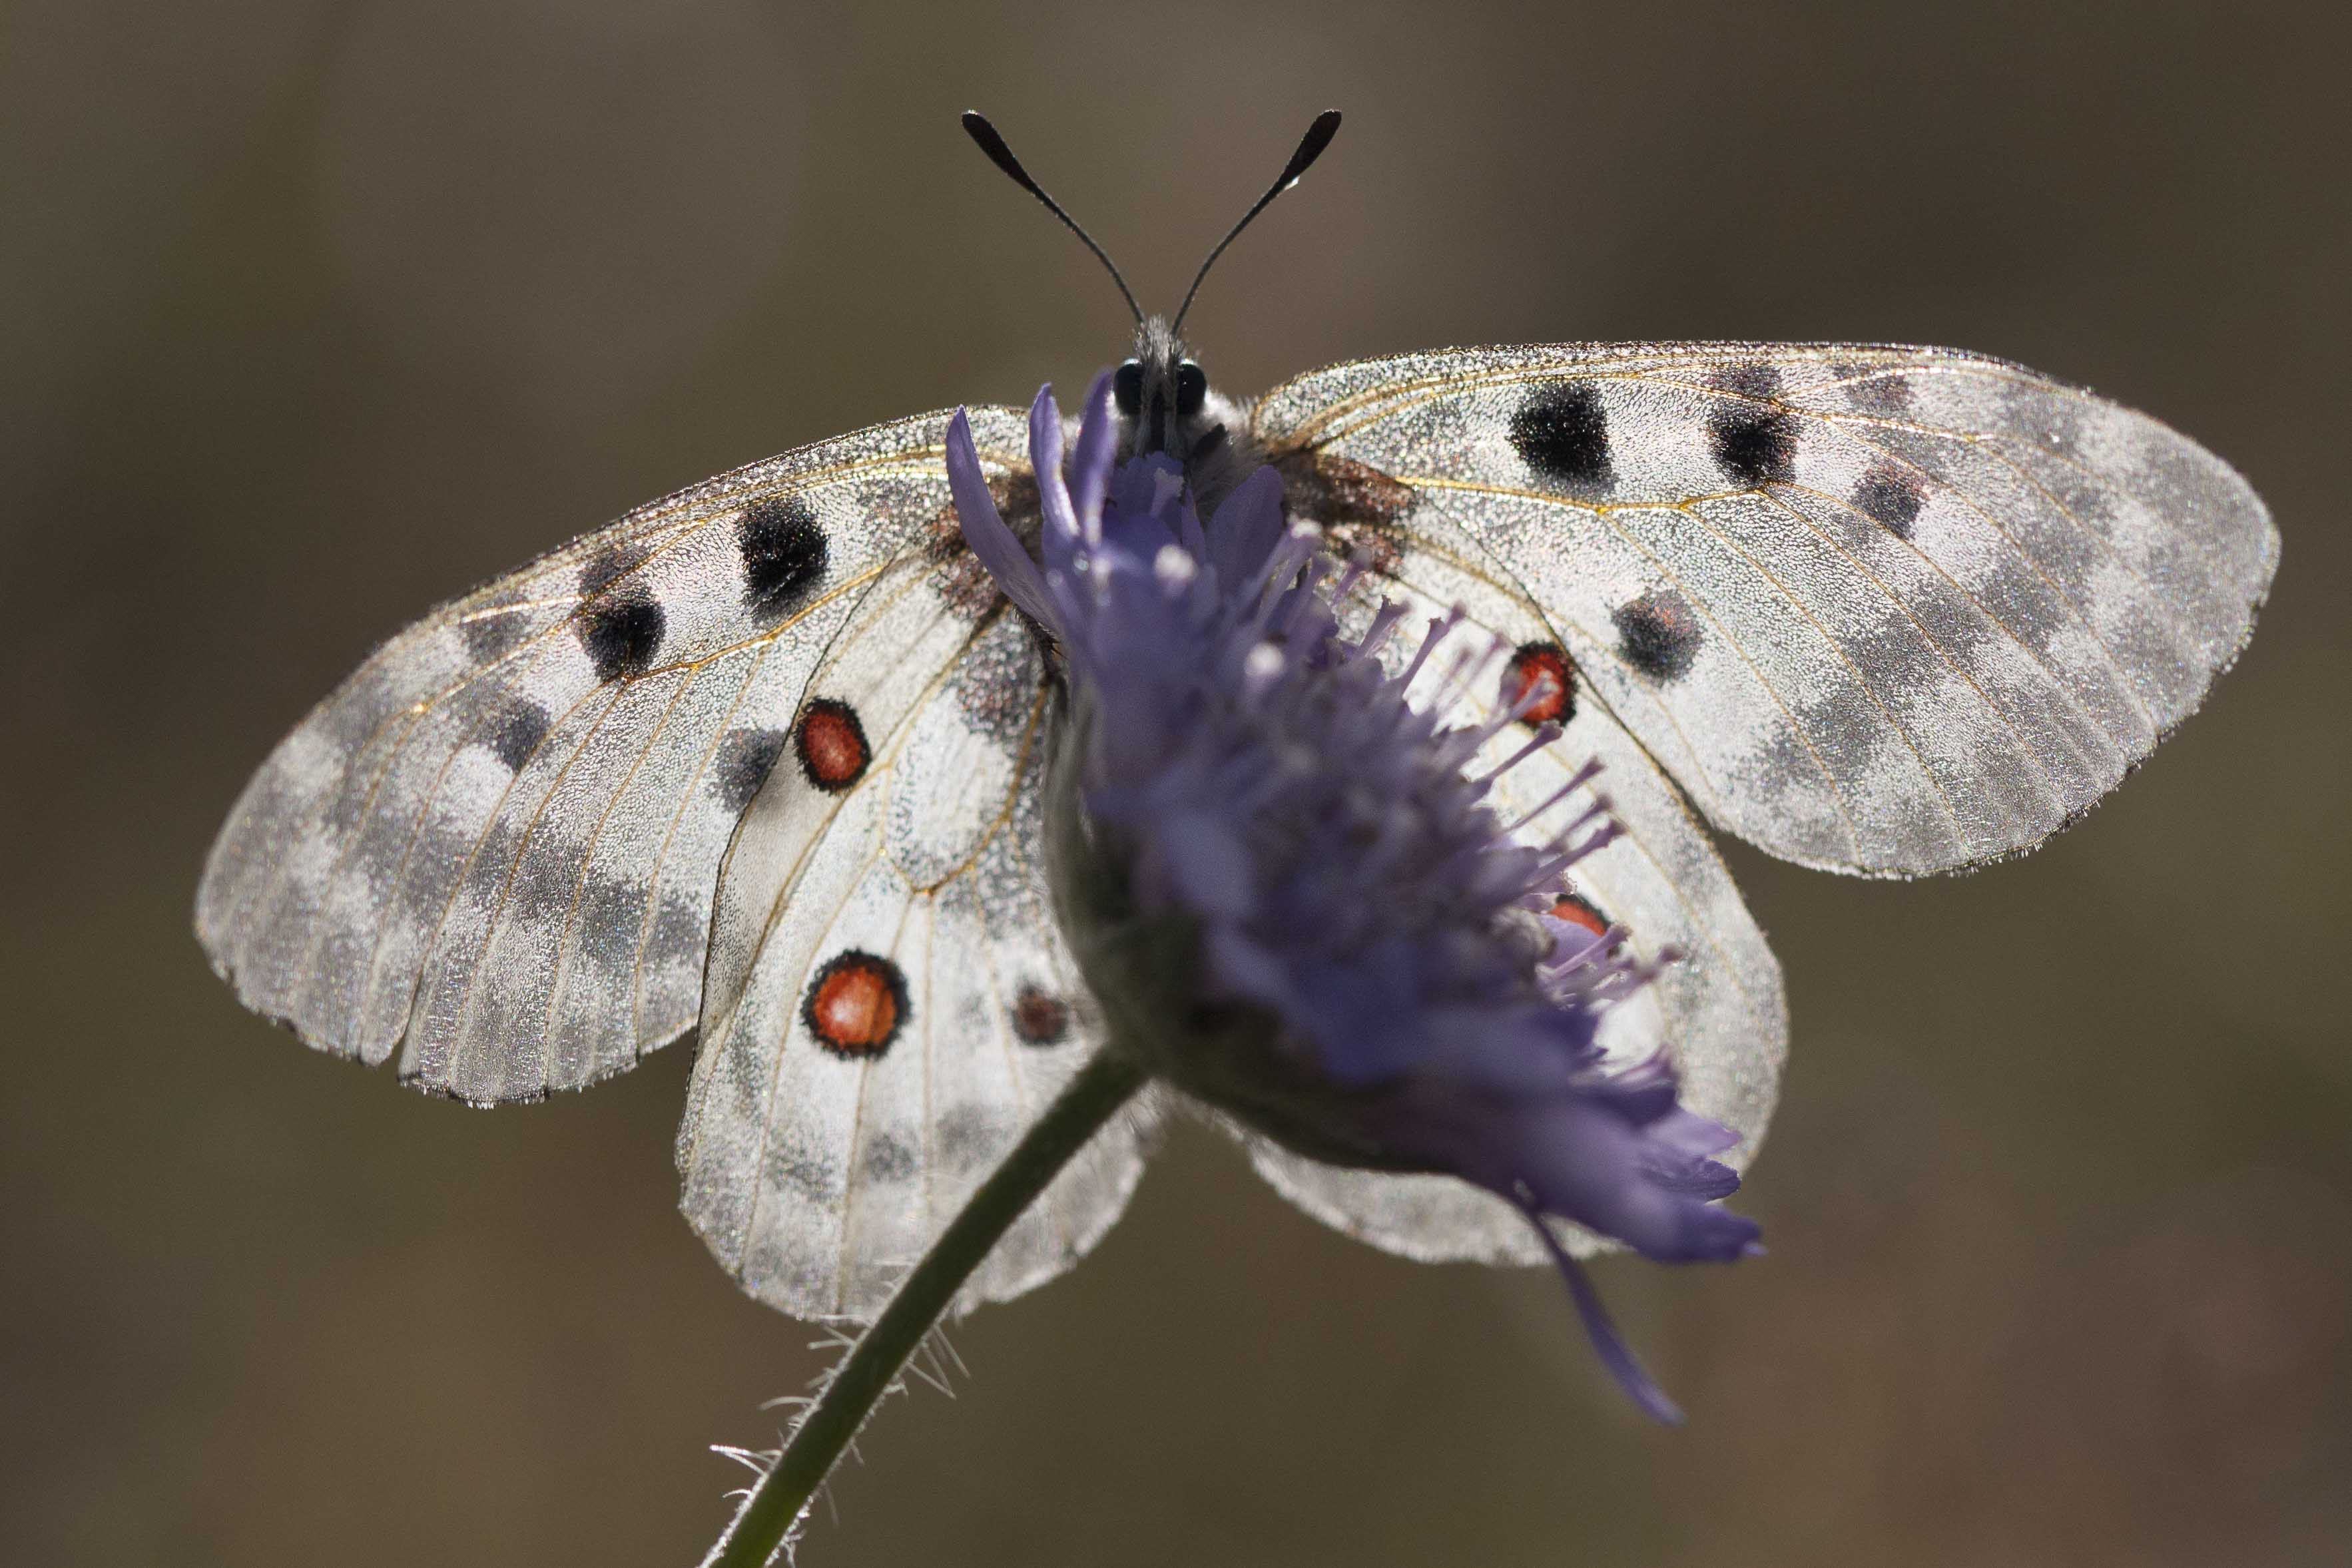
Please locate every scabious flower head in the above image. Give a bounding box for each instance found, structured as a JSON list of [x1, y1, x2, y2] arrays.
[[946, 374, 1760, 1420]]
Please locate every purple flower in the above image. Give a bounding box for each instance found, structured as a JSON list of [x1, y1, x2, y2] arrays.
[[947, 375, 1760, 1422]]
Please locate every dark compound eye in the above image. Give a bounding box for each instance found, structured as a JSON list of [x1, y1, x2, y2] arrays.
[[1113, 359, 1143, 417], [1175, 360, 1207, 416]]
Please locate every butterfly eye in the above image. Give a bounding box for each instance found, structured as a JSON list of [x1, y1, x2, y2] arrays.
[[1175, 360, 1208, 416], [1113, 360, 1143, 417]]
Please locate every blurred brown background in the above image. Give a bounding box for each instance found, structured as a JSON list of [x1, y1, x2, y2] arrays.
[[5, 2, 2347, 1564]]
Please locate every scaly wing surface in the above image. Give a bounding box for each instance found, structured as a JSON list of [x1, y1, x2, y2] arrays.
[[198, 407, 1022, 1101], [1256, 344, 2277, 877]]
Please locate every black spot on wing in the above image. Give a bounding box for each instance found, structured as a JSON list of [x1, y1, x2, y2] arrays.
[[576, 589, 665, 682], [1614, 591, 1702, 682], [459, 607, 529, 662], [1841, 369, 1915, 414], [1709, 364, 1783, 400], [861, 1132, 920, 1184], [489, 699, 551, 772], [774, 1143, 838, 1206], [935, 1103, 1009, 1171], [739, 496, 828, 622], [1709, 401, 1800, 489], [1508, 382, 1614, 493], [1853, 466, 1926, 539], [710, 727, 788, 812], [644, 887, 706, 975], [1012, 985, 1069, 1046], [577, 545, 645, 597]]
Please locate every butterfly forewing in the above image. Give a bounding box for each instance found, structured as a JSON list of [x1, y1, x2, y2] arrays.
[[196, 407, 1029, 1103], [1253, 344, 2277, 876], [1235, 547, 1786, 1263]]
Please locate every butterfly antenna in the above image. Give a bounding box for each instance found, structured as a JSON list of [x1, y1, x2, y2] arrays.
[[1171, 109, 1342, 335], [961, 111, 1143, 326]]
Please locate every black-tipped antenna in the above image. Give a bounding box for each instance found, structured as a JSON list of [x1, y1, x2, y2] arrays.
[[961, 111, 1143, 325], [1171, 110, 1342, 334]]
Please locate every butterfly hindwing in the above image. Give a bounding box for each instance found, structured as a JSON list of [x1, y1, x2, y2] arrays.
[[196, 407, 1035, 1103], [679, 577, 1150, 1321], [1236, 543, 1787, 1262], [1254, 344, 2278, 876]]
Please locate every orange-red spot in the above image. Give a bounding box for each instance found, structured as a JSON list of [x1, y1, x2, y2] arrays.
[[1503, 641, 1576, 726], [1550, 892, 1611, 939], [804, 952, 904, 1057], [794, 698, 869, 792]]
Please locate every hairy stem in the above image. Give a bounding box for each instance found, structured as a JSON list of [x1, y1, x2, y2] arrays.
[[699, 1047, 1149, 1568]]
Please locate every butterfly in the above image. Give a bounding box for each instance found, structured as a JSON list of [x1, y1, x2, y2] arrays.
[[196, 111, 2277, 1323]]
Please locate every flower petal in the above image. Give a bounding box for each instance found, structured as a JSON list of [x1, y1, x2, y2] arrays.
[[1524, 1210, 1686, 1425], [1029, 384, 1080, 551], [1069, 370, 1118, 536], [946, 408, 1059, 629], [1207, 463, 1286, 587]]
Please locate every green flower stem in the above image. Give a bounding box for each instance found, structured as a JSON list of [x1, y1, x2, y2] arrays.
[[699, 1047, 1150, 1568]]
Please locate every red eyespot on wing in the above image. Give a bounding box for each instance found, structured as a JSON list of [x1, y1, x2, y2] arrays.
[[803, 951, 907, 1057], [794, 698, 870, 792], [1550, 892, 1612, 940], [1502, 641, 1576, 726]]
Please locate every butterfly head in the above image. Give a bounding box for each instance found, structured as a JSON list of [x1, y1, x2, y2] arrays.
[[1113, 317, 1257, 509], [1115, 316, 1223, 460]]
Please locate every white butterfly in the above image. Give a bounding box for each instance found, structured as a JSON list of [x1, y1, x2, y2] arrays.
[[196, 113, 2277, 1322]]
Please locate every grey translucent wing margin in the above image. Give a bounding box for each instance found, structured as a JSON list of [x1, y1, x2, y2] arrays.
[[195, 404, 1033, 1104], [1234, 549, 1786, 1264], [1252, 344, 2278, 877], [677, 589, 1151, 1322]]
